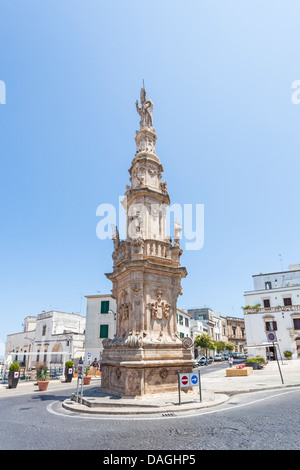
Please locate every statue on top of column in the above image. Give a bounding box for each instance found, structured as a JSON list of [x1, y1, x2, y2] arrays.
[[136, 87, 153, 129]]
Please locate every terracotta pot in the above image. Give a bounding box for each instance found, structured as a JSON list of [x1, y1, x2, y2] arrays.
[[37, 380, 49, 391], [83, 375, 92, 385]]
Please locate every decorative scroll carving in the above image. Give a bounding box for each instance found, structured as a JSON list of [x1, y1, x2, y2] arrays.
[[182, 337, 193, 349]]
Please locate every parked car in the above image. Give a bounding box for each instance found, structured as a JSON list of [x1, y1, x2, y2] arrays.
[[236, 353, 244, 358], [194, 356, 213, 367], [214, 354, 225, 361]]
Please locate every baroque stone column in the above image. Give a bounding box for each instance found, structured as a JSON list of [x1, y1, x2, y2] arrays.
[[101, 87, 194, 397]]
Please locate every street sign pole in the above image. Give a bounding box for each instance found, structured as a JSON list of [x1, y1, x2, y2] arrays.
[[177, 370, 181, 405], [274, 342, 284, 384], [267, 332, 284, 385], [76, 357, 84, 403], [198, 369, 202, 403]]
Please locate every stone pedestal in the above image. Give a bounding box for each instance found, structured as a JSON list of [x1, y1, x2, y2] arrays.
[[101, 341, 194, 397]]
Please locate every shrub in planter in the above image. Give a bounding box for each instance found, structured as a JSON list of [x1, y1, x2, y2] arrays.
[[284, 350, 292, 359], [65, 361, 74, 382], [255, 355, 266, 364], [246, 356, 265, 370], [246, 359, 258, 370], [8, 363, 20, 389], [83, 366, 92, 385], [36, 366, 49, 391]]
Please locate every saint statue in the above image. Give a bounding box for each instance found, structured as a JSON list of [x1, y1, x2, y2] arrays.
[[136, 87, 153, 128]]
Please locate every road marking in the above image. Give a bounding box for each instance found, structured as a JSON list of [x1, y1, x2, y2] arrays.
[[46, 387, 300, 421]]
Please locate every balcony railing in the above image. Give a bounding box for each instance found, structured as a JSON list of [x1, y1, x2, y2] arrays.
[[244, 305, 300, 314]]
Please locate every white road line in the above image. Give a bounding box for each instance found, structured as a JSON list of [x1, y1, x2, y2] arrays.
[[46, 387, 300, 421]]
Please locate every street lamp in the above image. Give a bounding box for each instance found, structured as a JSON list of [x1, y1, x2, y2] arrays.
[[108, 309, 117, 321]]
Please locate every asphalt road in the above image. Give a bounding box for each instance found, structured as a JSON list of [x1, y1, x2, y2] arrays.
[[0, 370, 299, 451]]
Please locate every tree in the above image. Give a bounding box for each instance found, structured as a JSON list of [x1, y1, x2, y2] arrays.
[[215, 341, 226, 352], [225, 341, 234, 352], [194, 333, 215, 358]]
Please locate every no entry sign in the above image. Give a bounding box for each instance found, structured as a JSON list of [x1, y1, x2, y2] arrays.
[[179, 374, 190, 388]]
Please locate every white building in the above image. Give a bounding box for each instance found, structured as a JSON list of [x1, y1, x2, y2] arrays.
[[5, 310, 86, 369], [84, 294, 116, 364], [244, 264, 300, 360], [176, 308, 191, 338], [188, 307, 222, 342]]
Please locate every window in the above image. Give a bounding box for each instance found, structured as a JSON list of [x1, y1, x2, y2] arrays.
[[179, 315, 183, 325], [185, 318, 189, 327], [42, 325, 46, 336], [101, 300, 110, 314], [179, 332, 184, 338], [265, 282, 272, 290], [100, 324, 109, 338], [263, 299, 270, 308], [265, 321, 277, 331], [283, 297, 292, 306], [232, 327, 236, 337], [293, 318, 300, 330]]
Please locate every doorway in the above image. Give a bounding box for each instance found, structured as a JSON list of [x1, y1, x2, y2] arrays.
[[266, 346, 276, 360]]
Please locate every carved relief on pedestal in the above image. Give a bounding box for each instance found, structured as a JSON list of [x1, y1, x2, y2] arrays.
[[127, 205, 144, 239], [126, 370, 142, 395], [131, 238, 144, 254], [119, 290, 131, 321], [132, 165, 146, 188], [132, 283, 143, 306], [148, 288, 172, 320]]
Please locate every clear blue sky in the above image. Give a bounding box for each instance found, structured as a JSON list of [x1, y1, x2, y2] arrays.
[[1, 1, 300, 356]]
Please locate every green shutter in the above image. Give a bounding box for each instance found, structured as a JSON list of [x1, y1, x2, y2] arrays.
[[100, 324, 109, 338], [101, 300, 109, 314]]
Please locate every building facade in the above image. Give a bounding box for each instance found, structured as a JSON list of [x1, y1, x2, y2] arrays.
[[188, 307, 222, 342], [221, 316, 246, 353], [5, 310, 86, 369], [243, 264, 300, 360], [84, 294, 117, 363]]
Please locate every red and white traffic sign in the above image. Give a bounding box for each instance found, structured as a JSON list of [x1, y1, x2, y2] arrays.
[[179, 374, 190, 388], [267, 331, 276, 342]]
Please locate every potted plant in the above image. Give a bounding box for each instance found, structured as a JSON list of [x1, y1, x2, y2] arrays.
[[284, 350, 292, 360], [65, 360, 74, 382], [8, 363, 20, 389], [36, 366, 49, 391], [246, 356, 265, 370], [246, 358, 259, 370], [83, 366, 92, 385]]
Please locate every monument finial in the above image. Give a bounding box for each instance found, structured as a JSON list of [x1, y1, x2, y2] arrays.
[[135, 85, 153, 129]]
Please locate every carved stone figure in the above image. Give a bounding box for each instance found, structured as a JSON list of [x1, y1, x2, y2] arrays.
[[136, 87, 154, 128]]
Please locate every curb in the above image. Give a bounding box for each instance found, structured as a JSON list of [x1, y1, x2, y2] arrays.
[[61, 393, 230, 415]]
